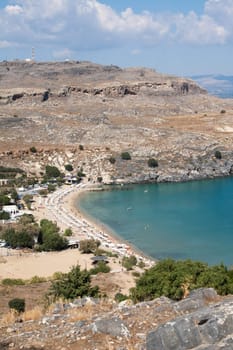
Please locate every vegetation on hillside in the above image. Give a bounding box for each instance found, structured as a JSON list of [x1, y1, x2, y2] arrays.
[[130, 259, 233, 302], [49, 265, 99, 301]]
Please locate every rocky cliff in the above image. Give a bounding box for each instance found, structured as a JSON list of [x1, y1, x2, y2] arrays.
[[0, 60, 233, 183]]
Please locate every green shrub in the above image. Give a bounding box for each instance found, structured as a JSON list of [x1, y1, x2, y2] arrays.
[[138, 261, 146, 269], [49, 265, 99, 300], [122, 255, 137, 271], [90, 261, 111, 275], [77, 167, 85, 178], [130, 259, 233, 303], [0, 211, 10, 220], [30, 146, 37, 153], [45, 165, 61, 178], [215, 150, 222, 159], [115, 293, 129, 302], [109, 157, 116, 164], [8, 298, 25, 313], [121, 152, 131, 160], [65, 164, 73, 172], [97, 176, 103, 183], [2, 278, 26, 286], [132, 271, 141, 278], [64, 228, 73, 237], [2, 228, 35, 249], [79, 144, 84, 150], [29, 276, 47, 284], [148, 158, 158, 168]]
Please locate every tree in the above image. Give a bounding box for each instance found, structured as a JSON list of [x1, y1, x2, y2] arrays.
[[0, 211, 10, 220], [39, 219, 68, 251], [45, 165, 61, 178], [148, 158, 158, 168], [49, 265, 99, 300], [109, 157, 116, 164], [0, 194, 10, 206], [65, 164, 73, 172], [121, 152, 131, 160], [30, 146, 37, 153], [215, 150, 222, 159], [2, 228, 35, 249], [18, 213, 35, 225]]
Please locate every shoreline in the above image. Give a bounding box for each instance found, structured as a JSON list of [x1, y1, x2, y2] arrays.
[[0, 182, 154, 281], [59, 183, 155, 266], [72, 185, 156, 264]]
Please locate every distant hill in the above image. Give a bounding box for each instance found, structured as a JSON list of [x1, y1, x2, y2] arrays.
[[191, 75, 233, 99]]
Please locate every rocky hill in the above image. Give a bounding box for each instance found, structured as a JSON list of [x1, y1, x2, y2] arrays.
[[0, 60, 233, 183], [1, 288, 233, 350]]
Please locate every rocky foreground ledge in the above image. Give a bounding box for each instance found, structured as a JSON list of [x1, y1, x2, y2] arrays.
[[1, 288, 233, 350]]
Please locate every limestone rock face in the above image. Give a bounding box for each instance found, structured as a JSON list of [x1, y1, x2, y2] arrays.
[[146, 300, 233, 350], [0, 60, 233, 183]]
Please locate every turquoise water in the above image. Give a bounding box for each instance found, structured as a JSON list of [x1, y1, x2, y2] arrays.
[[78, 178, 233, 266]]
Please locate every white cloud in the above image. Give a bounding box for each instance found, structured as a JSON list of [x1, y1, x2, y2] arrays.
[[0, 40, 12, 48], [5, 5, 23, 15], [174, 11, 228, 44], [0, 0, 232, 58]]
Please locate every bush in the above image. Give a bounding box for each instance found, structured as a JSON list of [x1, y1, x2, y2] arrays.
[[148, 158, 158, 168], [109, 157, 116, 164], [30, 146, 37, 153], [45, 165, 61, 178], [49, 265, 99, 300], [2, 228, 35, 249], [90, 261, 111, 275], [47, 184, 56, 193], [220, 109, 226, 114], [122, 255, 137, 271], [97, 176, 103, 183], [215, 150, 222, 159], [65, 164, 73, 172], [79, 144, 84, 150], [121, 152, 131, 160], [64, 228, 73, 237], [29, 276, 47, 284], [0, 211, 10, 220], [38, 219, 68, 251], [8, 298, 25, 313], [115, 293, 129, 303], [79, 239, 100, 254], [2, 278, 26, 286], [130, 259, 233, 303]]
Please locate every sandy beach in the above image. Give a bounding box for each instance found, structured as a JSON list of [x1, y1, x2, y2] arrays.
[[0, 183, 154, 292]]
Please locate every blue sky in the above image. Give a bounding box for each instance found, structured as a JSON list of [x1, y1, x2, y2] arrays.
[[0, 0, 233, 76]]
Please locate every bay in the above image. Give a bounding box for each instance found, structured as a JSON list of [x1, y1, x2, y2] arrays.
[[77, 177, 233, 266]]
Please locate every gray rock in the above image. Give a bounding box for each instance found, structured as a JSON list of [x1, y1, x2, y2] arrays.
[[145, 300, 233, 350], [92, 317, 130, 338]]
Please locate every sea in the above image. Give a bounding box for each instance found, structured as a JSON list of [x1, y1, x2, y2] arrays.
[[78, 88, 233, 266], [77, 177, 233, 267]]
